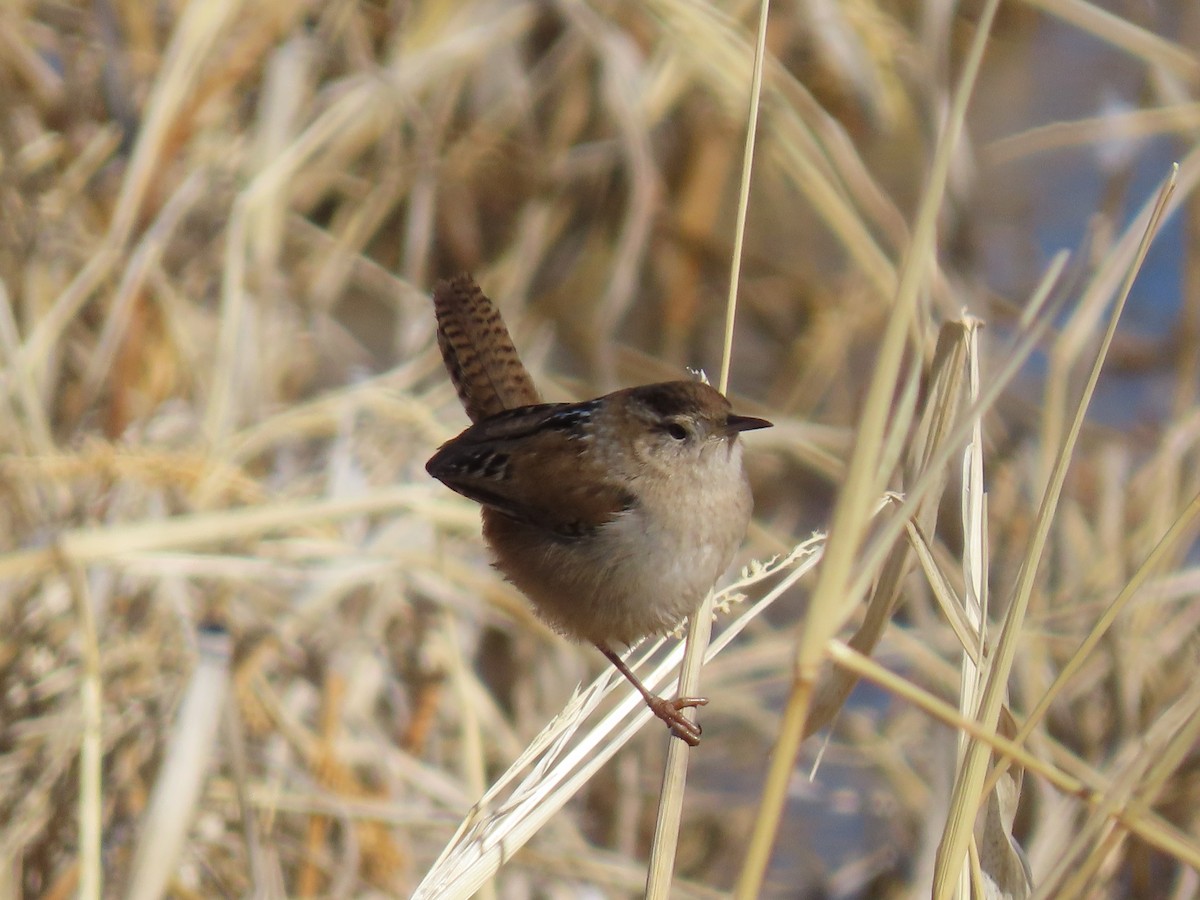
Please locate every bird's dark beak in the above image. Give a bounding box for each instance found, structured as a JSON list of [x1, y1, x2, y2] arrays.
[[726, 414, 772, 434]]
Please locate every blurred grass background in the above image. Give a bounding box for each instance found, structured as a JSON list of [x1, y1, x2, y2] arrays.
[[1, 0, 1199, 897]]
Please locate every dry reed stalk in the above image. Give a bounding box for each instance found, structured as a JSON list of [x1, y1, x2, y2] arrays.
[[737, 0, 1005, 893]]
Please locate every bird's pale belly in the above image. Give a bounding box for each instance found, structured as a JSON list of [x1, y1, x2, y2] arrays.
[[483, 485, 748, 646]]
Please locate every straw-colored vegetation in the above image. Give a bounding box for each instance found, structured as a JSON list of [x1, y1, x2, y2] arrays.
[[1, 1, 1198, 897]]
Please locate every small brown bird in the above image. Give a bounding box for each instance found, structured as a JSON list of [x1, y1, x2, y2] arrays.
[[426, 275, 770, 744]]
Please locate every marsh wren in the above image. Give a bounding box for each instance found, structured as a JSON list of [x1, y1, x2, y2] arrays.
[[426, 275, 770, 745]]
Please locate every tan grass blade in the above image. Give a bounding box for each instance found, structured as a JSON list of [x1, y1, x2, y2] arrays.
[[803, 317, 979, 736], [1037, 679, 1200, 897], [1040, 146, 1200, 495], [826, 641, 1200, 873], [932, 167, 1179, 898], [795, 258, 1067, 788], [646, 0, 774, 895], [843, 252, 1069, 613], [64, 557, 103, 900], [735, 0, 1003, 890], [986, 486, 1200, 807], [959, 324, 1032, 899]]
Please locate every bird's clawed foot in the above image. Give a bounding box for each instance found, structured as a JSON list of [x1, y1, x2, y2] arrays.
[[647, 694, 708, 746]]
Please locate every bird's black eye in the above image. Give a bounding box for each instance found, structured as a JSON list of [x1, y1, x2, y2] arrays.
[[666, 422, 689, 440]]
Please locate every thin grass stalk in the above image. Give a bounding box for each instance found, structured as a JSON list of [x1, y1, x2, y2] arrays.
[[827, 641, 1077, 797], [824, 641, 1200, 871], [931, 167, 1178, 898], [816, 287, 1068, 740], [222, 686, 275, 896], [716, 0, 769, 398], [447, 612, 495, 900], [831, 0, 998, 676], [838, 234, 1143, 613], [735, 0, 1001, 892], [67, 558, 102, 900], [645, 600, 714, 899], [1038, 679, 1200, 897], [981, 485, 1200, 803], [1035, 109, 1200, 503], [908, 522, 979, 662], [645, 0, 773, 896], [956, 319, 988, 898]]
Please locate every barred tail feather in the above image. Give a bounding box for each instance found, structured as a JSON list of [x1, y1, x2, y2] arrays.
[[432, 275, 541, 422]]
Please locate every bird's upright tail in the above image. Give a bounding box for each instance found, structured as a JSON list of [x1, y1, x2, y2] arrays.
[[431, 274, 542, 422]]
